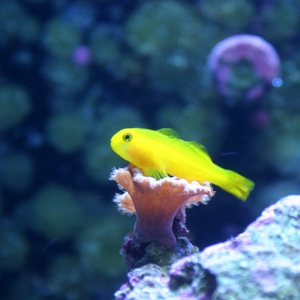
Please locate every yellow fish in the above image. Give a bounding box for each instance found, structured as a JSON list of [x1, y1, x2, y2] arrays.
[[110, 128, 254, 201]]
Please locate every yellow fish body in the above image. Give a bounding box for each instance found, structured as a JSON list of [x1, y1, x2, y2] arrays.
[[110, 128, 254, 201]]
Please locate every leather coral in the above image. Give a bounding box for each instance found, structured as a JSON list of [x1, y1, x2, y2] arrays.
[[110, 165, 215, 247]]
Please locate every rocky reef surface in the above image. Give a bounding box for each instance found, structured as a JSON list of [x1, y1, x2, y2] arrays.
[[115, 195, 300, 299]]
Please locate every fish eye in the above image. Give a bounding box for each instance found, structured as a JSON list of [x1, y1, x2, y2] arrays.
[[123, 133, 132, 142]]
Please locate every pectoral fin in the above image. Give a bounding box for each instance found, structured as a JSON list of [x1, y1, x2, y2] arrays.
[[143, 168, 168, 180]]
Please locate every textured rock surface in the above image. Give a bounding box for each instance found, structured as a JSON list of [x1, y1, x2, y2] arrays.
[[114, 195, 300, 299], [121, 235, 199, 270]]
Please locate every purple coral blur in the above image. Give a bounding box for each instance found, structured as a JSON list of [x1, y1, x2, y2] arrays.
[[115, 195, 300, 299], [72, 45, 91, 66], [208, 34, 280, 101]]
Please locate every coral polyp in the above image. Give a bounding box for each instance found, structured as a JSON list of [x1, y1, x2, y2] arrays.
[[110, 165, 214, 248]]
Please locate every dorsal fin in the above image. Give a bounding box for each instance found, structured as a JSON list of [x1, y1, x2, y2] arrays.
[[157, 128, 180, 139], [185, 141, 212, 161], [158, 128, 212, 161]]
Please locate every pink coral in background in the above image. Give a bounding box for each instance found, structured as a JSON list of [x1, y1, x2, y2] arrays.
[[252, 109, 270, 128], [208, 34, 280, 102]]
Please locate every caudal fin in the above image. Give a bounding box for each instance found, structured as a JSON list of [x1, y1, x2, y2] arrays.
[[221, 170, 255, 201]]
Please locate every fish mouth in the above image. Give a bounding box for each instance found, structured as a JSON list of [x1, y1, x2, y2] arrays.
[[110, 139, 117, 151]]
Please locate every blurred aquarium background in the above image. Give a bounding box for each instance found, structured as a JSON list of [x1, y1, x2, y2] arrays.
[[0, 0, 300, 298]]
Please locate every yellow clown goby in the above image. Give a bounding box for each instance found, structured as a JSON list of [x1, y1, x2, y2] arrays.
[[110, 128, 254, 201]]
